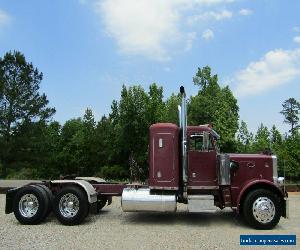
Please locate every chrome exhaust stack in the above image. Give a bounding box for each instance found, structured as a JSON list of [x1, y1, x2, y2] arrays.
[[178, 105, 182, 128], [179, 86, 188, 198]]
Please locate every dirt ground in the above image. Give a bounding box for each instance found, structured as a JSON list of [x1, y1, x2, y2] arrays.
[[0, 193, 299, 250]]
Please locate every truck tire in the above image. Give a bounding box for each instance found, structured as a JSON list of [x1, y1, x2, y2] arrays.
[[36, 184, 53, 218], [243, 189, 281, 229], [13, 185, 49, 225], [53, 186, 89, 225]]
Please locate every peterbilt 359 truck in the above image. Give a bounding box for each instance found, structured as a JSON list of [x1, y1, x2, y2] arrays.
[[5, 86, 288, 229]]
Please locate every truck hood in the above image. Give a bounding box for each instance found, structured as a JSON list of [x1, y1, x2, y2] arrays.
[[227, 153, 275, 184], [228, 153, 273, 161]]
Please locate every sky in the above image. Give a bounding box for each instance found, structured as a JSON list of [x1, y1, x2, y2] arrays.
[[0, 0, 299, 133]]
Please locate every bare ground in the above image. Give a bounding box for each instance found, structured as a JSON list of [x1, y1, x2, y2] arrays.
[[0, 194, 299, 250]]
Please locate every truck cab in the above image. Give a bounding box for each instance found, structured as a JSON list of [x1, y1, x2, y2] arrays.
[[143, 86, 288, 229]]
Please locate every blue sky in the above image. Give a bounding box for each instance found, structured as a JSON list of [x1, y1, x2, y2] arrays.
[[0, 0, 299, 133]]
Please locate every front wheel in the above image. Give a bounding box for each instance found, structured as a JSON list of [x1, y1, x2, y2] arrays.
[[53, 186, 89, 225], [243, 189, 282, 229]]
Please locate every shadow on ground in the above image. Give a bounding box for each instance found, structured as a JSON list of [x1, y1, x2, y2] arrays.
[[35, 209, 246, 228], [121, 210, 248, 228]]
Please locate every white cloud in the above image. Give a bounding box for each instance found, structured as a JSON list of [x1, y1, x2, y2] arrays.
[[202, 29, 214, 40], [0, 9, 10, 25], [96, 0, 234, 61], [188, 10, 232, 24], [293, 36, 300, 44], [98, 0, 182, 61], [234, 48, 300, 97], [239, 8, 252, 16], [185, 32, 197, 51]]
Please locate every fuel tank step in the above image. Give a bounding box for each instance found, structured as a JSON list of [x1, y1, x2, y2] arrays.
[[187, 195, 217, 212]]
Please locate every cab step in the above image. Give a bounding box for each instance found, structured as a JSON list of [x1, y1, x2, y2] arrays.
[[187, 195, 217, 212]]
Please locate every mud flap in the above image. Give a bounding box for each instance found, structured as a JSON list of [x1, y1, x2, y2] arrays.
[[5, 187, 20, 214], [107, 196, 112, 205], [89, 202, 98, 214]]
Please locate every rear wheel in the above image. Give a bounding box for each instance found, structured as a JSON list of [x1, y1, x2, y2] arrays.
[[13, 185, 49, 225], [243, 189, 281, 229], [53, 186, 89, 225], [36, 184, 53, 218]]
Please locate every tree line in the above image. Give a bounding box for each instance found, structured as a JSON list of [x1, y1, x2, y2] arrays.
[[0, 51, 299, 181]]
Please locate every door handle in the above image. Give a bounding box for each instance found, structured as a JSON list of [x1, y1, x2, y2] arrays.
[[247, 162, 255, 168], [192, 173, 196, 178]]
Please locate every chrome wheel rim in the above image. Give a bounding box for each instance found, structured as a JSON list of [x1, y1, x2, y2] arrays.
[[59, 193, 80, 218], [252, 197, 275, 224], [19, 194, 39, 218]]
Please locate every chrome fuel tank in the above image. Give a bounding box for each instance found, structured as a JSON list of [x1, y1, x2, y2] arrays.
[[121, 188, 177, 212]]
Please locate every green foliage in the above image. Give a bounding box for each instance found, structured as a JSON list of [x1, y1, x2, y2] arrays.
[[95, 115, 116, 165], [163, 93, 181, 124], [99, 165, 129, 180], [0, 51, 55, 177], [6, 168, 39, 180], [236, 121, 299, 178], [280, 98, 300, 133], [275, 132, 300, 178], [237, 120, 254, 153], [147, 83, 165, 124], [252, 123, 271, 152], [104, 83, 165, 179], [57, 118, 84, 175], [270, 125, 282, 145], [118, 85, 149, 164], [189, 66, 239, 152]]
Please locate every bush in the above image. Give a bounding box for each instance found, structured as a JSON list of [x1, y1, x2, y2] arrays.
[[98, 165, 129, 180], [6, 168, 39, 180]]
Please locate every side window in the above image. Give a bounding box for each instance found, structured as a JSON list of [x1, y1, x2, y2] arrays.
[[189, 133, 214, 151], [189, 134, 204, 151]]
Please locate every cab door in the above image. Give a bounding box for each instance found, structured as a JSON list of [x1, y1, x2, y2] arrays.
[[187, 133, 217, 187]]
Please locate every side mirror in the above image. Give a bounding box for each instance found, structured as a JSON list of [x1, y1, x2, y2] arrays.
[[202, 131, 210, 151], [230, 160, 239, 171]]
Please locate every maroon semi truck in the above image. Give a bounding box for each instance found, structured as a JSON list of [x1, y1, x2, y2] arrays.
[[5, 86, 288, 229]]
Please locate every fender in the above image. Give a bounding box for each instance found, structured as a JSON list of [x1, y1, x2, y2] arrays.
[[236, 179, 284, 213], [75, 177, 106, 183], [51, 180, 97, 203]]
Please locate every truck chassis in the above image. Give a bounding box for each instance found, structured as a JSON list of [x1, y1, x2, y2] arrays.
[[5, 87, 289, 229]]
